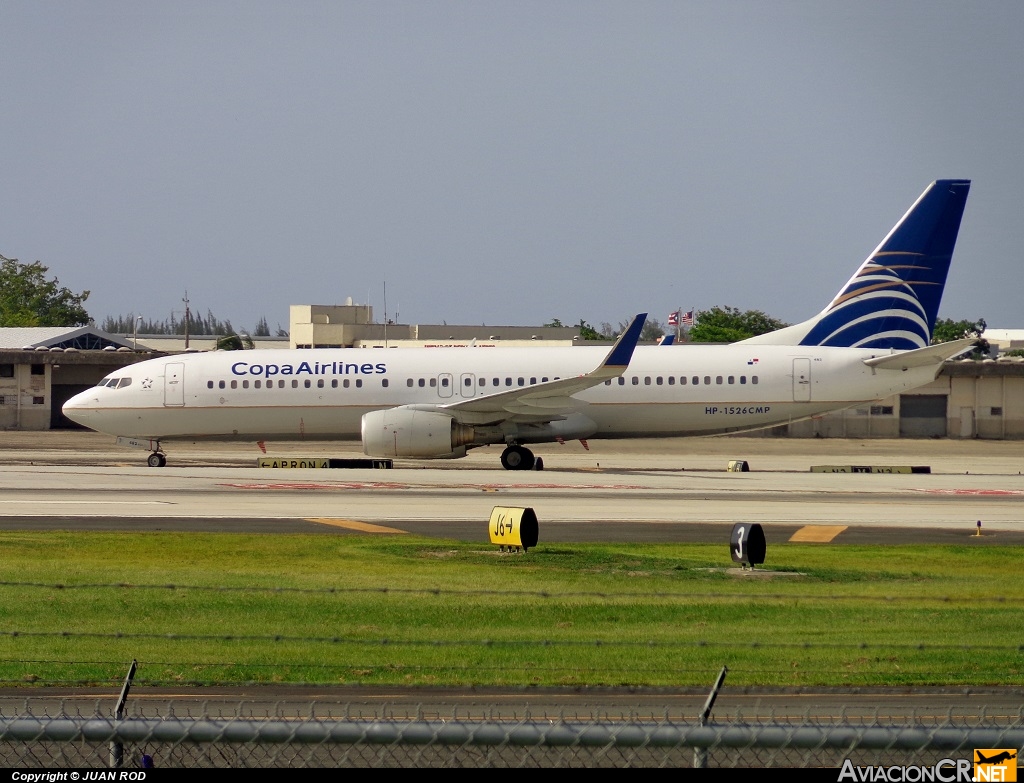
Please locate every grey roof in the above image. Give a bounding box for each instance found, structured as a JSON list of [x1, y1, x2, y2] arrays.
[[0, 326, 135, 350]]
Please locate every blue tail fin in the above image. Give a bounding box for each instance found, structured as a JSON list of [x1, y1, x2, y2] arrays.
[[740, 180, 970, 349]]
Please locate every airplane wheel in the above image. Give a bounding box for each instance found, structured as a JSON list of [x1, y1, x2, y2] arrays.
[[500, 445, 535, 471], [147, 453, 166, 468]]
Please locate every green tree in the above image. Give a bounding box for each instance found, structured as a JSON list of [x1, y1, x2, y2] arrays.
[[215, 334, 244, 351], [931, 317, 989, 357], [0, 255, 90, 326], [576, 319, 602, 340], [687, 306, 788, 343]]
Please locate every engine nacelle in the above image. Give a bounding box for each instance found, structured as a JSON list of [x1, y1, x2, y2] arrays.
[[361, 407, 475, 459]]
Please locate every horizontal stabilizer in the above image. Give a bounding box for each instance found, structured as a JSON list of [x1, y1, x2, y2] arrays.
[[862, 338, 976, 370]]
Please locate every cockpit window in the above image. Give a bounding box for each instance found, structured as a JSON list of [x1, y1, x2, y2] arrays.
[[98, 377, 132, 389]]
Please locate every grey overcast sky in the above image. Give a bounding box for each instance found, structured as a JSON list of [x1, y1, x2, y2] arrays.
[[3, 1, 1022, 333]]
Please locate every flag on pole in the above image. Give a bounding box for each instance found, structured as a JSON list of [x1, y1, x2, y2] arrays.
[[681, 310, 694, 326], [667, 310, 680, 326]]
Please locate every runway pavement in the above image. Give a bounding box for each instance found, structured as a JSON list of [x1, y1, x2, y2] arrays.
[[0, 431, 1021, 544]]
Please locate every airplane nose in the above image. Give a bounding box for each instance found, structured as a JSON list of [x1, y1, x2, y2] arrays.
[[61, 390, 96, 425]]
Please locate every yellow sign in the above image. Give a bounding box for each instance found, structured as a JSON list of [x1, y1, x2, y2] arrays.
[[975, 750, 1018, 782], [488, 506, 539, 551], [257, 457, 330, 469]]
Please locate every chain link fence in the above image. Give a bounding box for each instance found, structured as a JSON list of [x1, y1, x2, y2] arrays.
[[3, 699, 1023, 768]]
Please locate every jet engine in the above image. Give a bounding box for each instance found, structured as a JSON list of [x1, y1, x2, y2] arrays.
[[361, 407, 476, 459]]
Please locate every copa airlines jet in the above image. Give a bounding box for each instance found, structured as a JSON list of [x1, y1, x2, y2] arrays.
[[64, 180, 974, 470]]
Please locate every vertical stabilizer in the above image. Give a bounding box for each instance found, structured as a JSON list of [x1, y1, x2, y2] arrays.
[[740, 180, 970, 349]]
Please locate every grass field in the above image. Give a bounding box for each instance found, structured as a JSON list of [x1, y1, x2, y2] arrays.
[[0, 531, 1018, 688]]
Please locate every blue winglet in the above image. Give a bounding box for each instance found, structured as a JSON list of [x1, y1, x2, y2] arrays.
[[603, 313, 647, 369]]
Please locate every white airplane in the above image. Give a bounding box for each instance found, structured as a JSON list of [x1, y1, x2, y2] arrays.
[[64, 180, 975, 470]]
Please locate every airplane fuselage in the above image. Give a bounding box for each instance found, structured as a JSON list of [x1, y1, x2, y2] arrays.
[[63, 343, 938, 444]]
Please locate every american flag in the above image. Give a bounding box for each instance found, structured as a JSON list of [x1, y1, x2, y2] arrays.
[[681, 310, 694, 326]]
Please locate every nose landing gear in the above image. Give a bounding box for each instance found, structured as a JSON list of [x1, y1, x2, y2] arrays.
[[147, 451, 167, 468]]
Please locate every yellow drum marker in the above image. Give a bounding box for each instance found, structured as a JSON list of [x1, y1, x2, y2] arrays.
[[488, 506, 540, 552], [307, 518, 407, 534], [789, 525, 848, 543]]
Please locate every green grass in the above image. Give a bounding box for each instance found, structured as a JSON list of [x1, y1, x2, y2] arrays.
[[0, 532, 1019, 688]]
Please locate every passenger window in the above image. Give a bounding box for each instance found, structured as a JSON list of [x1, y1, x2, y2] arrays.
[[667, 377, 675, 385], [441, 377, 449, 387], [631, 377, 639, 385], [382, 379, 389, 388], [207, 381, 214, 389], [230, 380, 238, 389], [418, 379, 425, 387], [716, 376, 723, 385], [429, 378, 436, 387], [692, 377, 699, 385], [317, 379, 324, 388], [291, 380, 298, 388], [618, 377, 625, 385], [332, 379, 338, 388], [255, 380, 261, 389], [303, 380, 311, 388], [278, 380, 285, 388], [218, 380, 225, 389], [407, 379, 414, 387], [492, 378, 499, 386], [464, 378, 472, 387], [517, 378, 524, 387], [530, 377, 536, 385], [604, 380, 611, 385], [704, 376, 711, 385], [242, 380, 249, 389], [505, 378, 512, 386], [344, 379, 350, 388], [728, 376, 734, 384], [740, 376, 747, 384], [752, 376, 759, 384], [656, 377, 663, 385], [356, 379, 362, 388], [644, 377, 651, 385], [542, 377, 549, 382]]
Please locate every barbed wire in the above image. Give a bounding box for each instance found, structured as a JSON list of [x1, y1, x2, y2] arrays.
[[0, 580, 1018, 603]]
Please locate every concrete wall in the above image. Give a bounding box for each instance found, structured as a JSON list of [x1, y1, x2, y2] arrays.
[[0, 360, 50, 429]]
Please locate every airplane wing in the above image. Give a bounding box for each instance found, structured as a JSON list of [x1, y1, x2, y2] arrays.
[[862, 338, 976, 370], [408, 313, 647, 426]]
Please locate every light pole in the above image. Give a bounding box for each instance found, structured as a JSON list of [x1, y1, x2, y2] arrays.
[[133, 316, 143, 350]]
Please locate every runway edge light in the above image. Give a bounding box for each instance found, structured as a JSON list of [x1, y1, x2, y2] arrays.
[[730, 523, 766, 569], [488, 506, 540, 552]]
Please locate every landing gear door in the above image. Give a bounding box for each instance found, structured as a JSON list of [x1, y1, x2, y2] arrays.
[[164, 362, 185, 407], [792, 358, 811, 402]]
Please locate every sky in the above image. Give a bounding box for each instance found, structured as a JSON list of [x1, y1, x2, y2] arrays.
[[3, 1, 1022, 334]]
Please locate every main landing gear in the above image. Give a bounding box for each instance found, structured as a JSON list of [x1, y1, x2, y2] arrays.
[[147, 451, 167, 468], [500, 445, 543, 471]]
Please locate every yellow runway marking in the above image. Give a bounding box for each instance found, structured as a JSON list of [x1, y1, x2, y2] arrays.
[[307, 518, 408, 534], [789, 525, 848, 543]]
